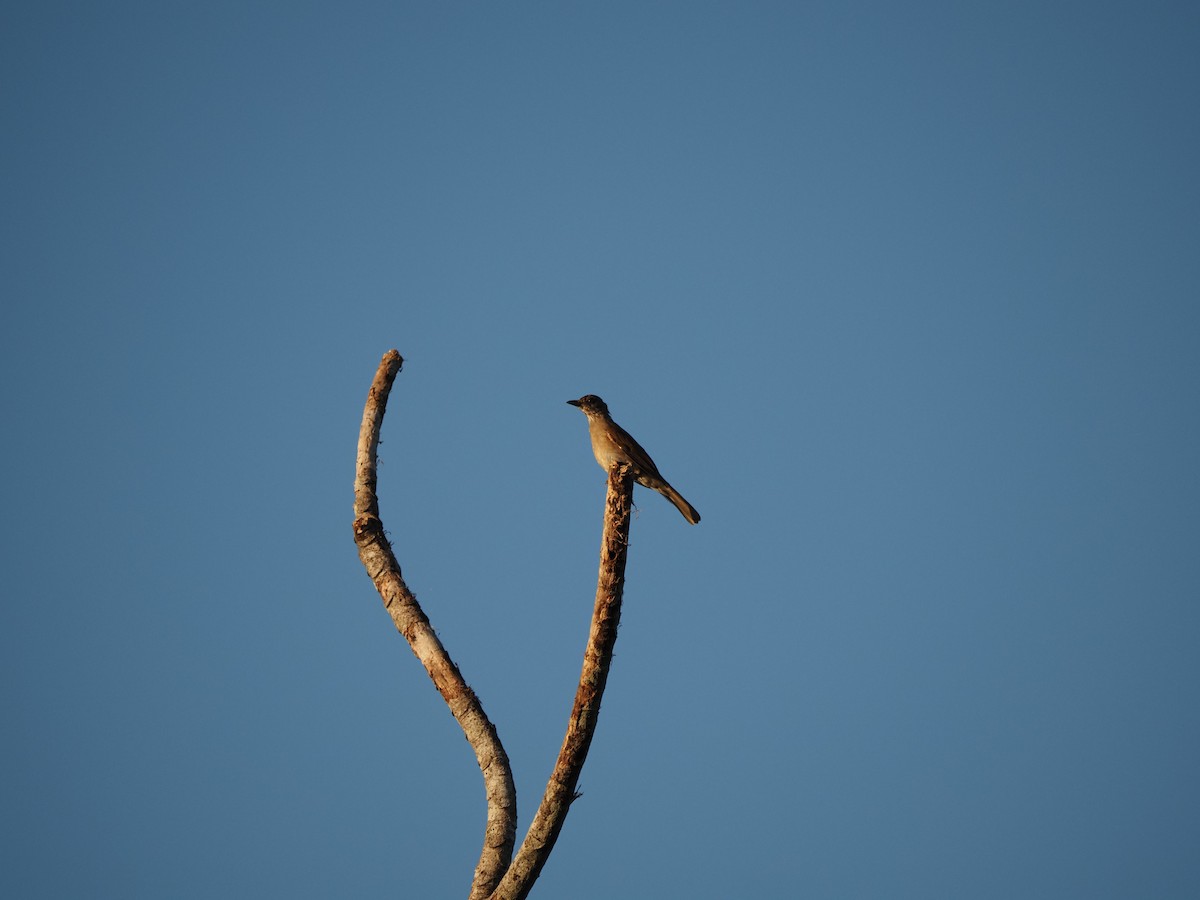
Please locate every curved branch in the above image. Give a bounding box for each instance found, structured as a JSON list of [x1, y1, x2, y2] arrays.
[[489, 464, 635, 900], [351, 350, 517, 900]]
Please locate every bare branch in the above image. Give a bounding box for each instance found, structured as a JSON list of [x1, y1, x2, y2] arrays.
[[351, 350, 517, 899], [489, 464, 636, 900]]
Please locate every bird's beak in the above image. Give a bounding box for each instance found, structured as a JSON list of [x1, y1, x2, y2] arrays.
[[566, 399, 582, 408]]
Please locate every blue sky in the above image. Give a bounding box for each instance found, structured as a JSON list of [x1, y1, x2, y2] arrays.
[[3, 2, 1198, 897]]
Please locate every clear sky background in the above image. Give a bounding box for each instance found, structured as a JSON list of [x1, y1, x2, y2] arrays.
[[4, 3, 1199, 898]]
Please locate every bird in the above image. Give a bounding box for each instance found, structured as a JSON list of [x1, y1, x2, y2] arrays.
[[567, 394, 700, 524]]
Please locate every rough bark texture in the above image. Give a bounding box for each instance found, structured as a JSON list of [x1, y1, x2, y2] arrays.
[[351, 350, 517, 900], [487, 464, 635, 900]]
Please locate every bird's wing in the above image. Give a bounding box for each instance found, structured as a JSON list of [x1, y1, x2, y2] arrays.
[[613, 422, 664, 480]]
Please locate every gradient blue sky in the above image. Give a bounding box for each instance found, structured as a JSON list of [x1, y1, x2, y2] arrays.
[[4, 3, 1199, 897]]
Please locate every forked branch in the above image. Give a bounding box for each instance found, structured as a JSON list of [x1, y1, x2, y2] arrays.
[[352, 351, 637, 900]]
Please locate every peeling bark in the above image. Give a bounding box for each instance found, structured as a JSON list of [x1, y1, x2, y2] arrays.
[[487, 464, 635, 900], [351, 350, 517, 899]]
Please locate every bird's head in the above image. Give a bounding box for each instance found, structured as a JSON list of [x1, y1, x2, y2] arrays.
[[567, 394, 609, 417]]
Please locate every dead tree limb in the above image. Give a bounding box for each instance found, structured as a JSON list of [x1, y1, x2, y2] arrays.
[[351, 350, 517, 900], [488, 463, 636, 900]]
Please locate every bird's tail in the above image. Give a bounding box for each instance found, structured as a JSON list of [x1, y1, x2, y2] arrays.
[[658, 483, 701, 525]]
